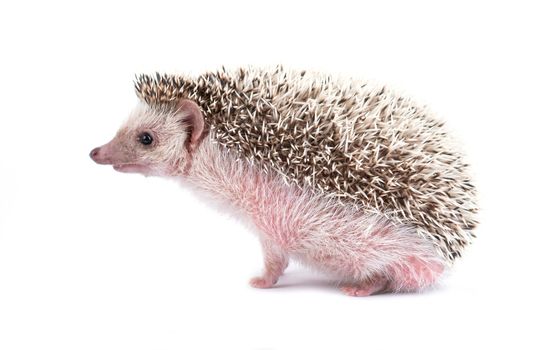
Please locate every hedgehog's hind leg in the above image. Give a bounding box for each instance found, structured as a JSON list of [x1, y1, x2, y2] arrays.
[[249, 239, 289, 289], [337, 226, 446, 297], [339, 276, 390, 296], [339, 255, 445, 297], [386, 255, 446, 293]]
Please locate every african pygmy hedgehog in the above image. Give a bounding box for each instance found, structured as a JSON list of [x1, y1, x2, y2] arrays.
[[90, 66, 478, 296]]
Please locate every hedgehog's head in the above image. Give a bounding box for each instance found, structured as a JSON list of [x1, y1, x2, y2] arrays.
[[90, 100, 204, 177]]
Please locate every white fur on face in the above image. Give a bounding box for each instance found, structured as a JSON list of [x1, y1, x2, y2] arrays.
[[114, 102, 191, 176]]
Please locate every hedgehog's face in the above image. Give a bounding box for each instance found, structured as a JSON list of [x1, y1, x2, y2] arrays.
[[90, 100, 205, 177]]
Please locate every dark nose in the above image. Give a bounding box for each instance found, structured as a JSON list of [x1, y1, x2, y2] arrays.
[[89, 147, 100, 160]]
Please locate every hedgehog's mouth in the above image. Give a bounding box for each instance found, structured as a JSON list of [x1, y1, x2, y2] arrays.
[[112, 163, 150, 173]]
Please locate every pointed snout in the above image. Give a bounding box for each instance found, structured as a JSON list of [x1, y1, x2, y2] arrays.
[[90, 145, 110, 164], [90, 140, 119, 165], [89, 147, 100, 160]]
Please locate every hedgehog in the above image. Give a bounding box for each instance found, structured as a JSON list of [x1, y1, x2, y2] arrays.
[[90, 66, 478, 296]]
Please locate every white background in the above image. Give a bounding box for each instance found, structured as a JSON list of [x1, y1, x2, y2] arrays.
[[0, 1, 547, 349]]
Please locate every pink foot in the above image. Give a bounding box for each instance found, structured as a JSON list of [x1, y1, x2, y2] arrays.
[[249, 276, 277, 289], [340, 279, 388, 297]]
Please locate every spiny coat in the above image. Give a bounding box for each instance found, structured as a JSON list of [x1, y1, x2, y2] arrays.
[[134, 66, 478, 263]]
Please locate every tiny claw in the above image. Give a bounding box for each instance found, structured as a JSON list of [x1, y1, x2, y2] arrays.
[[339, 279, 389, 297], [249, 276, 277, 289]]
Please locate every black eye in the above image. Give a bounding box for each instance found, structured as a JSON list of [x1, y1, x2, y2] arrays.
[[139, 132, 153, 145]]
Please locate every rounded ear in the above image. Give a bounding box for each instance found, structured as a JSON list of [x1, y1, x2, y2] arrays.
[[176, 99, 205, 147]]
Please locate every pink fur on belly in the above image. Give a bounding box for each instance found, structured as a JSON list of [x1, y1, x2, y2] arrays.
[[188, 137, 445, 296]]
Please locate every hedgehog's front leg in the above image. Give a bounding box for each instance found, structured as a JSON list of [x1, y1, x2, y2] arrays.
[[249, 239, 289, 289]]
